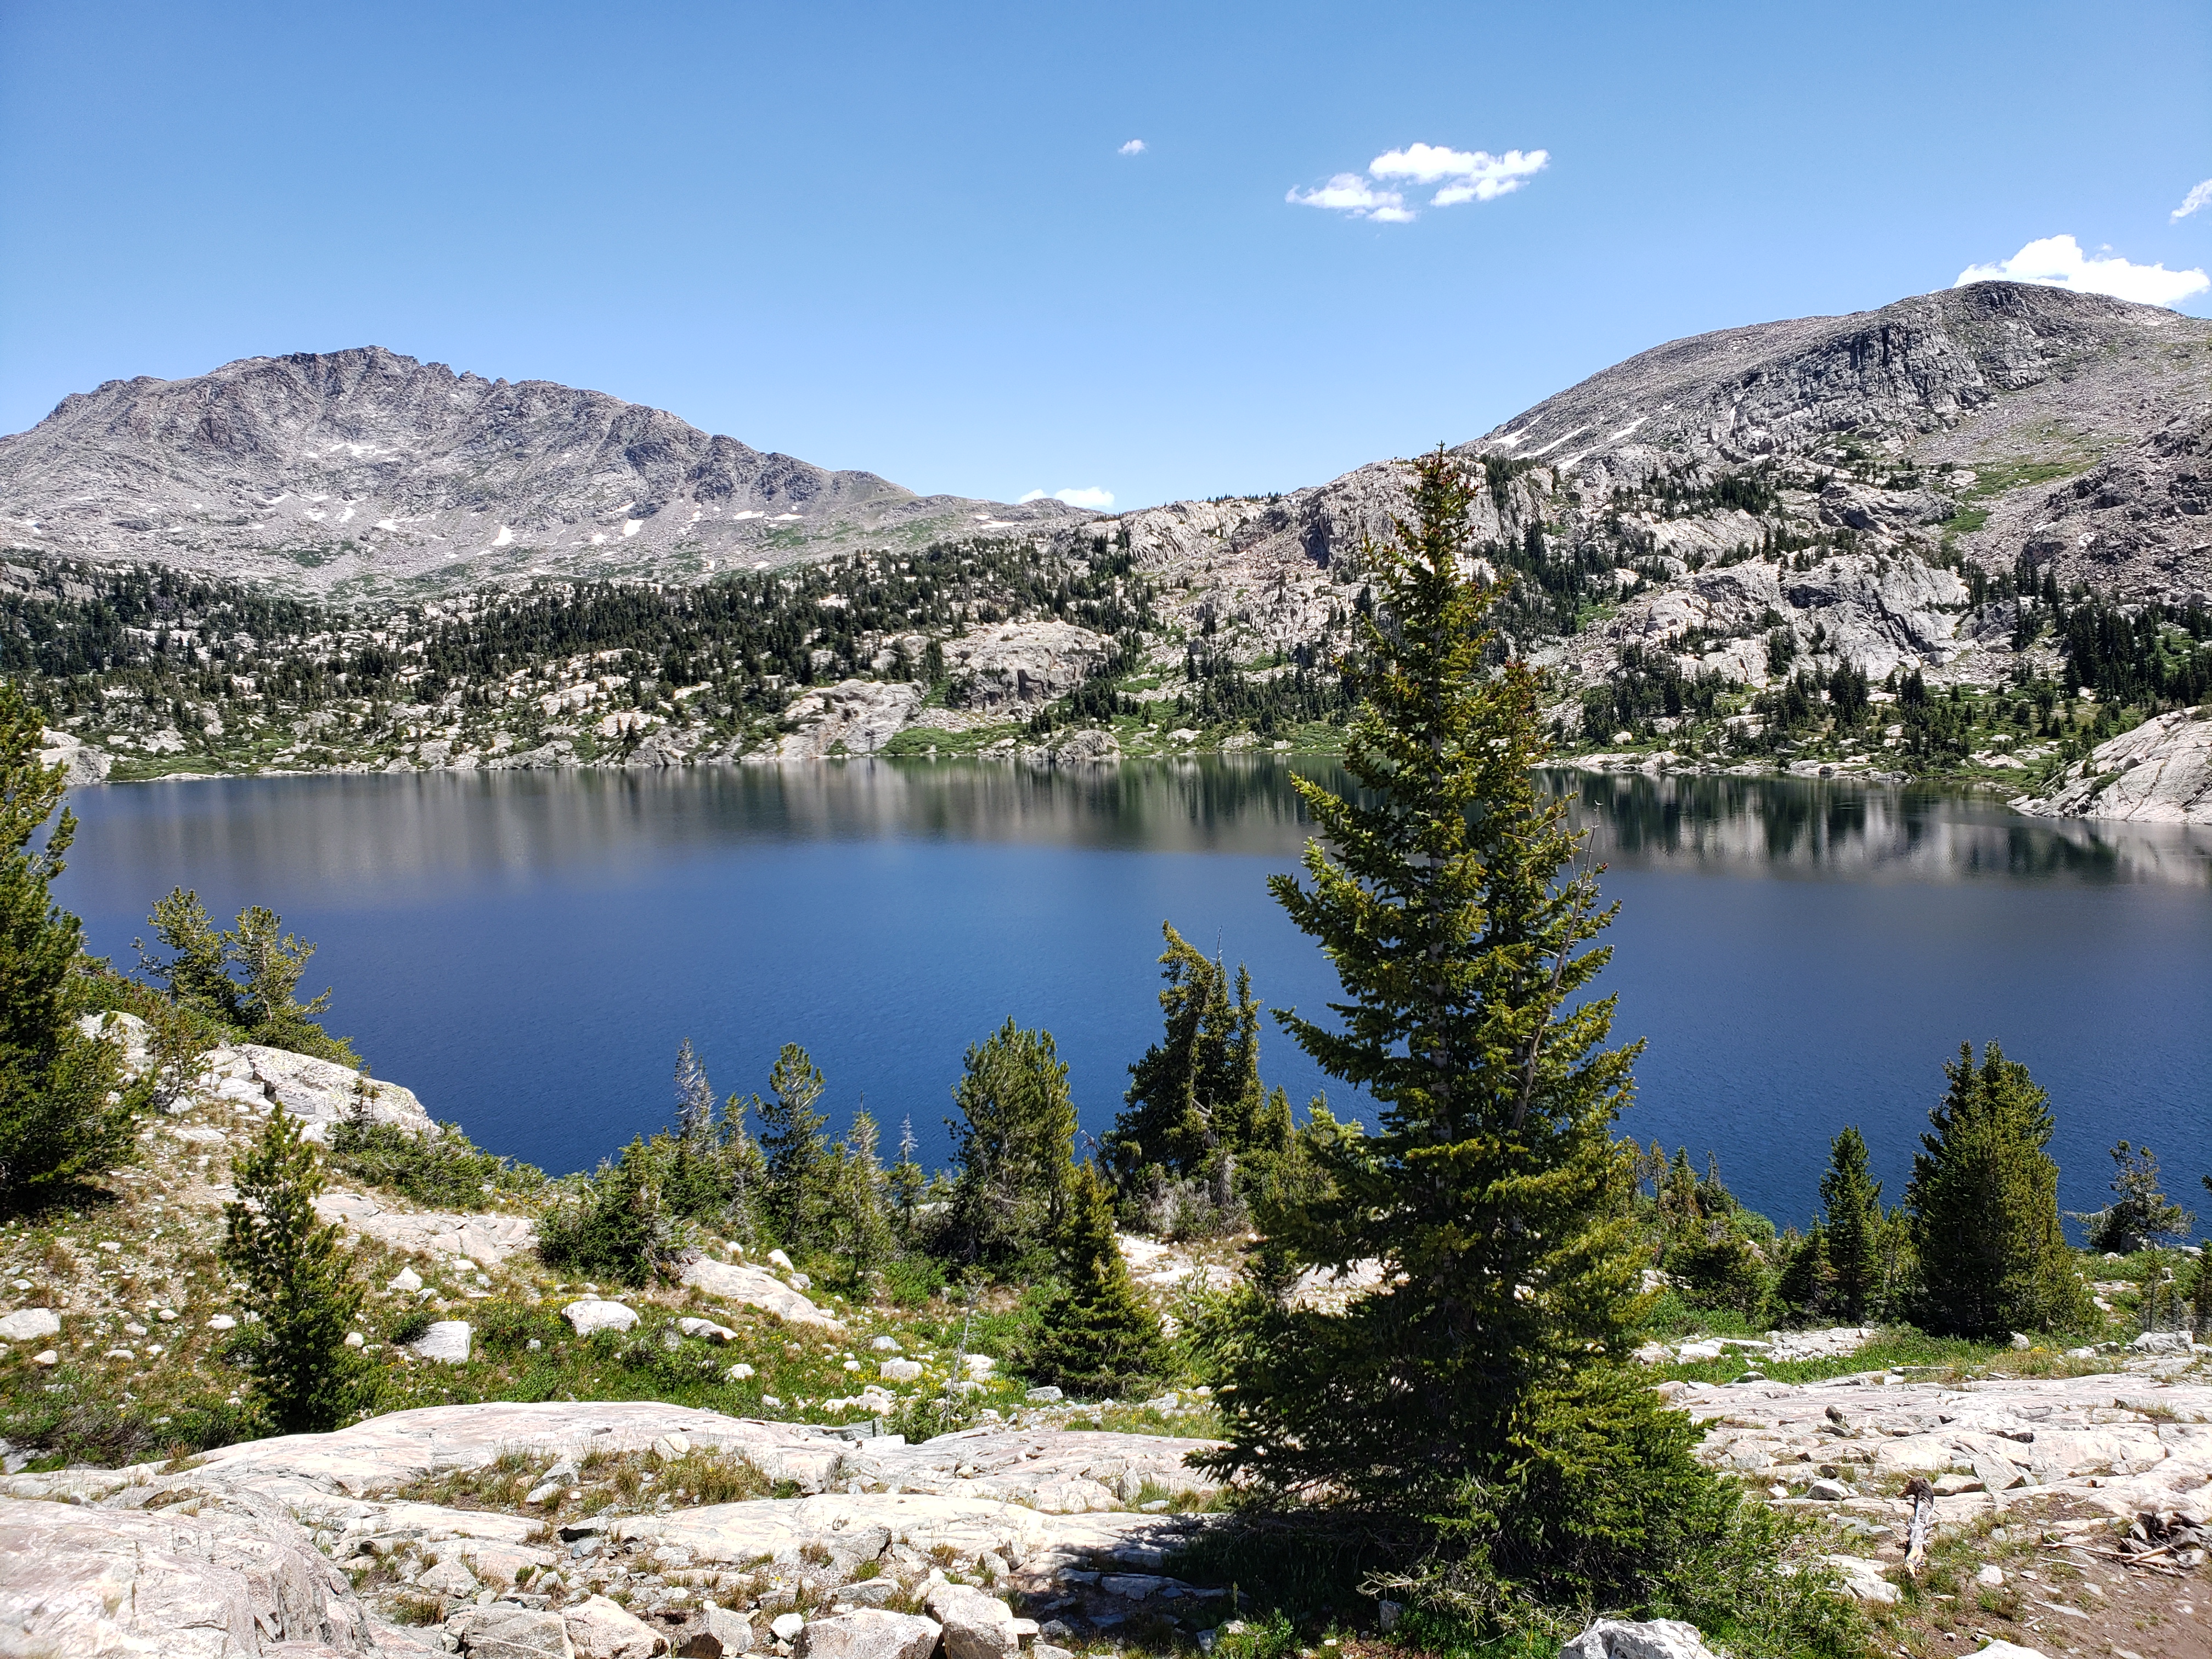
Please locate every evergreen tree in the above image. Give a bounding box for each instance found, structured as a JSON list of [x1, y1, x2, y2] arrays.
[[752, 1043, 831, 1249], [944, 1019, 1076, 1265], [1819, 1126, 1883, 1321], [2072, 1141, 2193, 1254], [1109, 923, 1268, 1183], [537, 1139, 671, 1286], [887, 1115, 926, 1238], [1204, 450, 1649, 1513], [1774, 1224, 1833, 1324], [1029, 1159, 1169, 1398], [1905, 1041, 2092, 1339], [0, 683, 138, 1211], [220, 1105, 364, 1432], [139, 890, 356, 1064], [673, 1038, 715, 1141], [832, 1109, 898, 1283]]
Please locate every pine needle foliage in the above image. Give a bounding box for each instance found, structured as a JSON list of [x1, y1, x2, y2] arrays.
[[1029, 1159, 1169, 1398], [1818, 1126, 1882, 1321], [1110, 922, 1272, 1182], [752, 1043, 831, 1250], [943, 1019, 1076, 1266], [1206, 449, 1646, 1510], [2072, 1140, 2193, 1255], [1905, 1041, 2092, 1339], [0, 682, 139, 1211], [219, 1105, 365, 1433]]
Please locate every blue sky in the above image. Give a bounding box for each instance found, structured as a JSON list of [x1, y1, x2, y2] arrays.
[[2, 1, 2207, 511]]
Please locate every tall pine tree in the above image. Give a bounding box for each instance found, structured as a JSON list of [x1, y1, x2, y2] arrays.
[[1110, 923, 1269, 1182], [1205, 450, 1648, 1511], [944, 1020, 1076, 1265], [1905, 1041, 2091, 1339], [0, 684, 138, 1211], [753, 1043, 831, 1251], [1819, 1126, 1882, 1322]]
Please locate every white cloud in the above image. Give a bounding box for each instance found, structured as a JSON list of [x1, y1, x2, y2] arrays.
[[1289, 143, 1546, 222], [2174, 178, 2212, 221], [1018, 487, 1115, 510], [1285, 172, 1408, 218], [1372, 143, 1549, 204], [1119, 138, 1146, 156], [1955, 234, 2209, 308]]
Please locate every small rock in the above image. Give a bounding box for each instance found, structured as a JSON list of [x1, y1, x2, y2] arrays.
[[344, 1331, 365, 1348], [1025, 1386, 1063, 1404], [0, 1310, 59, 1342], [411, 1320, 472, 1363], [445, 1602, 572, 1658], [1376, 1600, 1404, 1633], [678, 1317, 739, 1344], [205, 1314, 236, 1331], [1805, 1478, 1853, 1502], [2010, 1333, 2033, 1351], [1976, 1564, 2004, 1588], [565, 1592, 667, 1658], [795, 1610, 942, 1659], [1821, 1555, 1899, 1607], [1560, 1618, 1722, 1658], [870, 1335, 901, 1352], [879, 1359, 923, 1383], [30, 1350, 57, 1367], [681, 1602, 757, 1657], [727, 1363, 756, 1380], [768, 1250, 795, 1272], [926, 1584, 1020, 1659], [417, 1557, 480, 1597], [563, 1299, 639, 1336]]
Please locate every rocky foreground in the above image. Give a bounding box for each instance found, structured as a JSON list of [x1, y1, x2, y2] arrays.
[[1, 1351, 2208, 1657]]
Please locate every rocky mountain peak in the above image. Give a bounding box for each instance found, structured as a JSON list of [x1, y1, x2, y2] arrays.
[[0, 346, 1086, 595]]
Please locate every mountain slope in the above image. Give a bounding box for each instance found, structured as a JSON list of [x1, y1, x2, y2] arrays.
[[1098, 282, 2212, 701], [0, 346, 1085, 594]]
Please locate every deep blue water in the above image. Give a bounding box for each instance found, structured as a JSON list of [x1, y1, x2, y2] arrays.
[[53, 761, 2212, 1230]]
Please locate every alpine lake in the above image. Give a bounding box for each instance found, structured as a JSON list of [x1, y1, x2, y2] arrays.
[[54, 759, 2212, 1229]]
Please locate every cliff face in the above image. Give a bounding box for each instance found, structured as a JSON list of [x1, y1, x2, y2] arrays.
[[1098, 283, 2212, 658], [0, 346, 1086, 595]]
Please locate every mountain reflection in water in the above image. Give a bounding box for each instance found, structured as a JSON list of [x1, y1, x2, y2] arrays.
[[58, 760, 2211, 1222]]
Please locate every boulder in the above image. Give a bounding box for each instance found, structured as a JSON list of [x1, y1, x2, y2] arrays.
[[565, 1299, 640, 1336], [40, 726, 111, 786], [678, 1317, 740, 1344], [797, 1610, 944, 1659], [318, 1189, 538, 1266], [411, 1320, 473, 1363], [771, 681, 926, 759], [2016, 706, 2211, 824], [0, 1308, 59, 1342], [879, 1358, 923, 1383], [565, 1592, 669, 1658], [770, 1612, 807, 1641], [926, 1583, 1019, 1659], [681, 1257, 840, 1329], [213, 1042, 437, 1139], [1821, 1555, 1899, 1606], [450, 1602, 576, 1657], [1560, 1619, 1722, 1659], [0, 1491, 377, 1657], [678, 1602, 756, 1657]]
